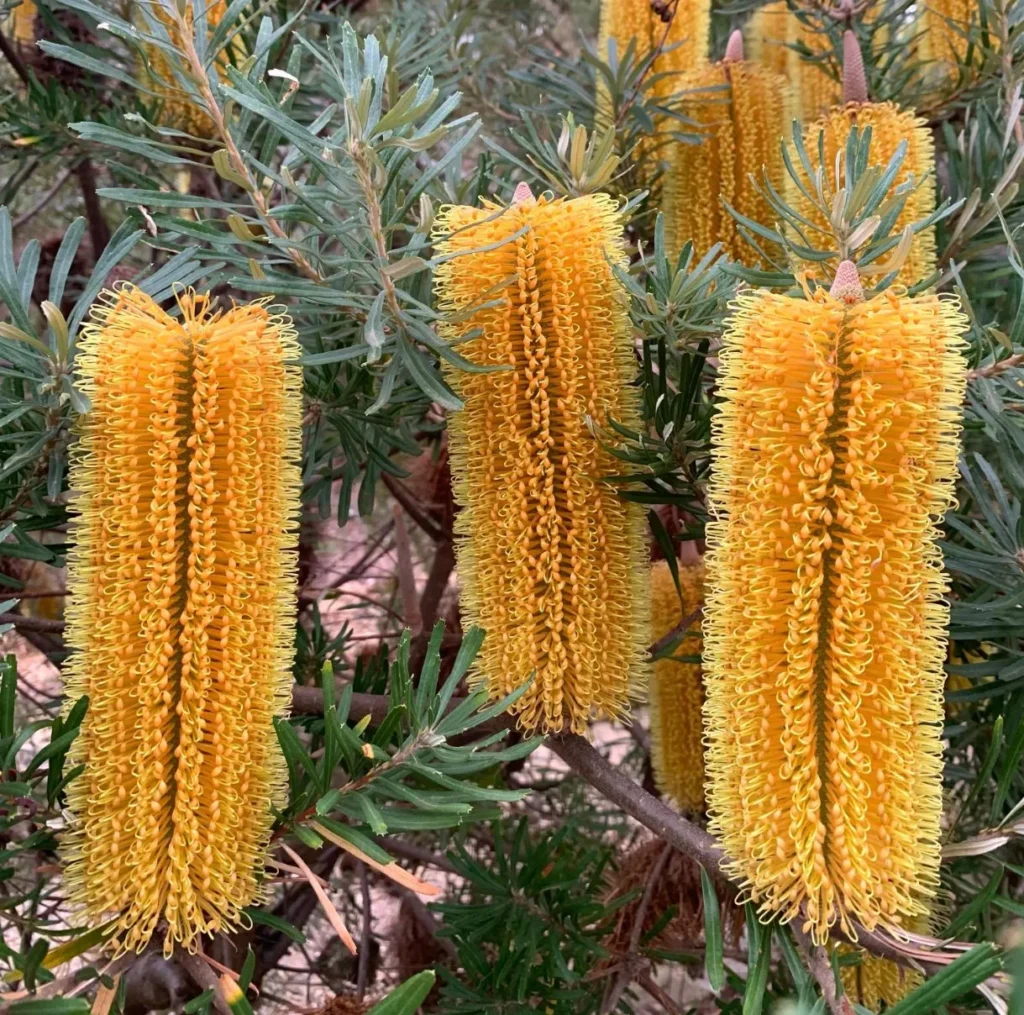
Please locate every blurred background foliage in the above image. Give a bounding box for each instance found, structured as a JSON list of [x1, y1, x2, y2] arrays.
[[0, 0, 1022, 1011]]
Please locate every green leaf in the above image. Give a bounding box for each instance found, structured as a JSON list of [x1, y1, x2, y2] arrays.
[[885, 944, 1002, 1015], [367, 971, 436, 1014], [700, 865, 725, 993], [8, 1001, 91, 1014], [742, 914, 772, 1015], [242, 907, 305, 944]]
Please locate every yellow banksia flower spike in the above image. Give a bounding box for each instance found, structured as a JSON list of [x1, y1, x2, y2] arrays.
[[747, 2, 841, 122], [9, 0, 36, 45], [63, 285, 302, 955], [703, 261, 967, 943], [141, 0, 235, 137], [596, 0, 710, 124], [838, 945, 922, 1010], [919, 0, 978, 68], [649, 559, 706, 812], [663, 31, 789, 264], [433, 185, 648, 734], [792, 33, 937, 287]]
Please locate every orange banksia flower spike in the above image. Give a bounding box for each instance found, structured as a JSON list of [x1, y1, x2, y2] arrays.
[[433, 187, 649, 734], [9, 0, 36, 45], [747, 2, 841, 122], [141, 0, 236, 137], [838, 945, 922, 1010], [793, 31, 938, 287], [663, 30, 790, 264], [63, 285, 302, 954], [649, 559, 706, 812], [703, 261, 967, 942], [596, 0, 711, 125], [919, 0, 979, 69]]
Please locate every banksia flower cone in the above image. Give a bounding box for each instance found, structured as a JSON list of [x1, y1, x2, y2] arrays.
[[703, 264, 967, 942], [919, 0, 977, 67], [141, 0, 232, 137], [747, 2, 840, 122], [9, 0, 36, 45], [596, 0, 710, 123], [663, 31, 789, 264], [796, 100, 937, 286], [649, 559, 706, 812], [433, 189, 648, 734], [838, 946, 921, 1010], [63, 286, 302, 954]]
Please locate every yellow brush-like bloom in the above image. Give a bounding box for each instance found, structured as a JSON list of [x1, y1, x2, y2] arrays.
[[747, 2, 841, 122], [433, 189, 648, 734], [649, 560, 705, 811], [795, 102, 937, 287], [141, 0, 232, 137], [9, 0, 36, 44], [838, 946, 921, 1010], [63, 285, 302, 955], [919, 0, 977, 67], [663, 46, 789, 264], [596, 0, 710, 125], [703, 273, 967, 942]]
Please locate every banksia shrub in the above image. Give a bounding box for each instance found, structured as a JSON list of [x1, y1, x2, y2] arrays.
[[649, 559, 705, 812], [663, 31, 789, 264], [63, 285, 302, 954], [433, 188, 648, 734], [838, 945, 921, 1011], [703, 263, 967, 942]]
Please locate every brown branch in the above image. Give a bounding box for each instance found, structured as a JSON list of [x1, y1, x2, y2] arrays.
[[968, 351, 1024, 379], [393, 504, 422, 635], [74, 157, 111, 256], [419, 538, 455, 632], [0, 26, 31, 86], [0, 612, 66, 634], [637, 972, 684, 1015], [382, 473, 449, 544], [792, 924, 854, 1015], [357, 863, 373, 998], [177, 952, 232, 1015]]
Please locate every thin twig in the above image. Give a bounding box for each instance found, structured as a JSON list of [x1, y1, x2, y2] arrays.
[[602, 843, 673, 1013], [792, 924, 854, 1015], [968, 351, 1024, 379], [637, 972, 684, 1015], [177, 952, 232, 1015], [382, 473, 448, 544], [357, 862, 372, 998], [171, 10, 322, 282], [12, 167, 75, 233]]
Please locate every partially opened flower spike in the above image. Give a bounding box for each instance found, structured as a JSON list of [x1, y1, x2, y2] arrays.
[[662, 28, 790, 264], [789, 32, 938, 287]]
